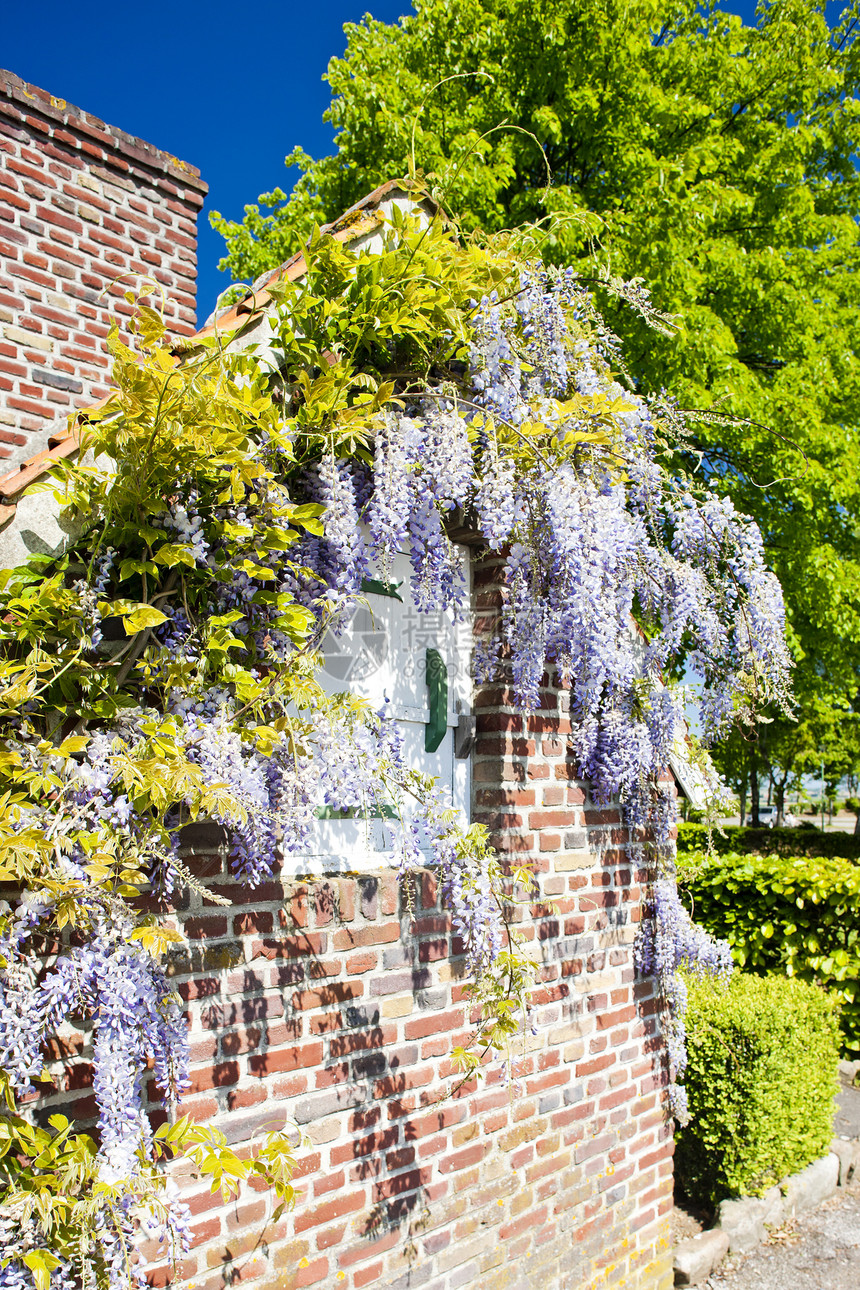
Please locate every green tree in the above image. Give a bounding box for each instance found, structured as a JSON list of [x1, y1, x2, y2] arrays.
[[759, 700, 859, 826], [212, 0, 860, 729], [717, 696, 860, 827]]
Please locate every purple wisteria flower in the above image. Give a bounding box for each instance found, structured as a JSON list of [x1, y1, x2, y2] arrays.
[[0, 916, 188, 1180], [0, 245, 795, 1257]]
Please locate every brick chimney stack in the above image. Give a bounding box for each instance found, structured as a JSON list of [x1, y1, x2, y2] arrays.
[[0, 69, 207, 467]]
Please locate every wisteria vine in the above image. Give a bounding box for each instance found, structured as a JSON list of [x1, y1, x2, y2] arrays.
[[0, 212, 789, 1286], [281, 258, 782, 1117]]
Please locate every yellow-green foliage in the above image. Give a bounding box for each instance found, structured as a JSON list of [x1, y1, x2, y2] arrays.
[[679, 847, 860, 1055], [0, 214, 546, 1283], [675, 973, 840, 1207]]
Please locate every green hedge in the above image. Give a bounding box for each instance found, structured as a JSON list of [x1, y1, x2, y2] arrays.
[[677, 821, 860, 861], [679, 848, 860, 1055], [675, 973, 840, 1206]]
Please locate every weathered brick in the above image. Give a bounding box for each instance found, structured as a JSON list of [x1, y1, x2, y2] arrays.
[[292, 1189, 366, 1233], [248, 1043, 323, 1078], [292, 981, 364, 1011], [404, 1008, 465, 1040], [0, 70, 204, 450], [371, 1165, 433, 1203], [186, 1061, 239, 1093], [332, 923, 401, 950]]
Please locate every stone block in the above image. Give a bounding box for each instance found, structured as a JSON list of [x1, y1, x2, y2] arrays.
[[783, 1153, 839, 1216], [673, 1228, 729, 1285], [717, 1196, 765, 1253], [759, 1184, 785, 1228], [717, 1186, 784, 1254], [839, 1058, 860, 1086], [831, 1138, 857, 1186], [835, 1082, 860, 1137]]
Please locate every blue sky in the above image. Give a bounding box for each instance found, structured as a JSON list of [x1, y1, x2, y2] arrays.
[[5, 0, 760, 322]]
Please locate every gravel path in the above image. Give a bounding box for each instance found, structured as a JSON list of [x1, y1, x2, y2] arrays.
[[705, 1180, 860, 1289]]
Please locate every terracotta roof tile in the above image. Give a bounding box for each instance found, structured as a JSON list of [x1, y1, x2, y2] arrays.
[[0, 430, 83, 499]]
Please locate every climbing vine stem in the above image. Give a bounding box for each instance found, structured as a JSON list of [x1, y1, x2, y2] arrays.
[[0, 205, 786, 1287]]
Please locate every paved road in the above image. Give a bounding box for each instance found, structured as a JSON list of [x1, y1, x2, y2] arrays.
[[705, 1181, 860, 1289], [717, 812, 858, 834]]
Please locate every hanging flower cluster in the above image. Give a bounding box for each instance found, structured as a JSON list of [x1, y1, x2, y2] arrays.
[[634, 879, 733, 1121], [0, 911, 188, 1167], [282, 259, 785, 1112], [0, 214, 789, 1286], [0, 894, 192, 1286], [292, 264, 788, 812]]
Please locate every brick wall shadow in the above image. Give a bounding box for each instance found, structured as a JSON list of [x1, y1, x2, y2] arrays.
[[18, 797, 673, 1288]]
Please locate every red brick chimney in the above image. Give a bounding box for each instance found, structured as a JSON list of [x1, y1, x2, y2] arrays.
[[0, 69, 207, 466]]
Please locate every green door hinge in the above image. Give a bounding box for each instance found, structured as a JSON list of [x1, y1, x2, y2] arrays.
[[360, 578, 403, 601], [425, 648, 448, 753], [315, 804, 397, 820]]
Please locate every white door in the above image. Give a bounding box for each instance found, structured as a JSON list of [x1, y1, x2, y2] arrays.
[[290, 545, 472, 874]]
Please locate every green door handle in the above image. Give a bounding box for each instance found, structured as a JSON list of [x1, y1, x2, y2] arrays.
[[425, 648, 448, 753]]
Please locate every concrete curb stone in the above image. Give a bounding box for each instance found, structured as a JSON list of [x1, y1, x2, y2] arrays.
[[673, 1229, 730, 1286], [717, 1185, 785, 1253], [674, 1150, 846, 1284], [782, 1153, 839, 1218]]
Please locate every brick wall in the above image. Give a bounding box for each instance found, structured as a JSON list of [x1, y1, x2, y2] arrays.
[[29, 553, 675, 1290], [0, 98, 676, 1285], [0, 69, 207, 464]]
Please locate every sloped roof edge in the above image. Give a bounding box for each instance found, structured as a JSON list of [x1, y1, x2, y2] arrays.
[[0, 179, 442, 502], [197, 178, 442, 338]]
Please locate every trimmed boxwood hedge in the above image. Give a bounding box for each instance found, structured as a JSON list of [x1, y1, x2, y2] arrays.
[[675, 973, 840, 1206], [677, 821, 860, 861], [679, 847, 860, 1055]]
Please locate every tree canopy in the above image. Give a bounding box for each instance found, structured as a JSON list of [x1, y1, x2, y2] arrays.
[[212, 0, 860, 727]]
